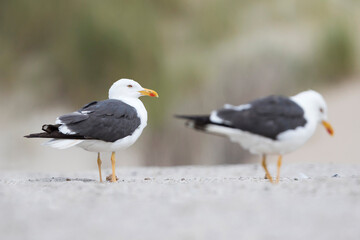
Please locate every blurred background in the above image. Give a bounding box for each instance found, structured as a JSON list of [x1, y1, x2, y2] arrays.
[[0, 0, 359, 172]]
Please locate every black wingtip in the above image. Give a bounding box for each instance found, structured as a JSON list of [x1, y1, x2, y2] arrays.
[[25, 124, 60, 138], [174, 114, 208, 120], [24, 133, 44, 138], [174, 114, 211, 127], [42, 124, 60, 133]]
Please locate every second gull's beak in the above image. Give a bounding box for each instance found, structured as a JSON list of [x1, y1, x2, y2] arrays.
[[322, 120, 334, 136]]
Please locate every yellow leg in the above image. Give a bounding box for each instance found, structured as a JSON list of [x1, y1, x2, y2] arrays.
[[261, 155, 274, 183], [276, 155, 282, 184], [111, 152, 117, 182], [97, 153, 103, 183]]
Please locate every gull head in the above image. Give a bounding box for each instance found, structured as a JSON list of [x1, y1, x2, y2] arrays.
[[109, 78, 159, 99], [292, 90, 334, 136]]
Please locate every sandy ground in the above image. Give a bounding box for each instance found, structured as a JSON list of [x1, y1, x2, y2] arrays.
[[1, 163, 360, 240]]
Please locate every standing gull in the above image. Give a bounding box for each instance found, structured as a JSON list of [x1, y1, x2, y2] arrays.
[[25, 78, 159, 182], [176, 90, 334, 183]]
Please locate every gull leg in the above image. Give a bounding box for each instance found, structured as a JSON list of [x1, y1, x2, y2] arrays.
[[261, 155, 274, 183], [97, 152, 103, 183], [276, 155, 282, 184], [111, 152, 117, 182]]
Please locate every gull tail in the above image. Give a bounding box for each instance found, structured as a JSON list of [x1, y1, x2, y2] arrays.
[[175, 114, 234, 139], [25, 124, 63, 139], [25, 124, 85, 149], [175, 115, 211, 131], [24, 124, 86, 140]]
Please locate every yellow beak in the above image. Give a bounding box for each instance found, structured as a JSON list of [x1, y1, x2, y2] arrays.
[[322, 120, 334, 136], [139, 88, 159, 98]]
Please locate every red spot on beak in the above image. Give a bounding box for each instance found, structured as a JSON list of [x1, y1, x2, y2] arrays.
[[139, 88, 159, 97]]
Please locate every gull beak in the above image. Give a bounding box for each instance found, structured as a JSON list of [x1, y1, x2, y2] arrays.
[[139, 88, 159, 98], [322, 120, 334, 136]]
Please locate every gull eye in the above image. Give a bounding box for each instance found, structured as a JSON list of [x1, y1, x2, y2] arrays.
[[319, 107, 324, 113], [127, 85, 133, 88]]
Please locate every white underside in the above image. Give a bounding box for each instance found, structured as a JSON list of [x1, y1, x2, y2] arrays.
[[205, 120, 317, 155], [43, 125, 145, 152]]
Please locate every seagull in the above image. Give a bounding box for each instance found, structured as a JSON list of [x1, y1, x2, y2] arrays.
[[176, 90, 334, 183], [25, 78, 159, 182]]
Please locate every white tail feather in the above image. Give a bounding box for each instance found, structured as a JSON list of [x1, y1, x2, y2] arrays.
[[43, 139, 83, 149]]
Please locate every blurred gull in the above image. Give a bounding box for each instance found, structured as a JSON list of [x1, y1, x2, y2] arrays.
[[176, 90, 334, 183]]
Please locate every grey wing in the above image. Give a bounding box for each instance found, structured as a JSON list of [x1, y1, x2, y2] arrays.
[[214, 96, 307, 140], [57, 100, 141, 142]]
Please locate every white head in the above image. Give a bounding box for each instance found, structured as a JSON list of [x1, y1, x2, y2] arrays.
[[292, 90, 334, 135], [108, 78, 159, 99]]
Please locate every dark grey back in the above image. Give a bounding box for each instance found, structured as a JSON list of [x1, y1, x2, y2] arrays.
[[58, 99, 141, 142], [216, 96, 307, 140]]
